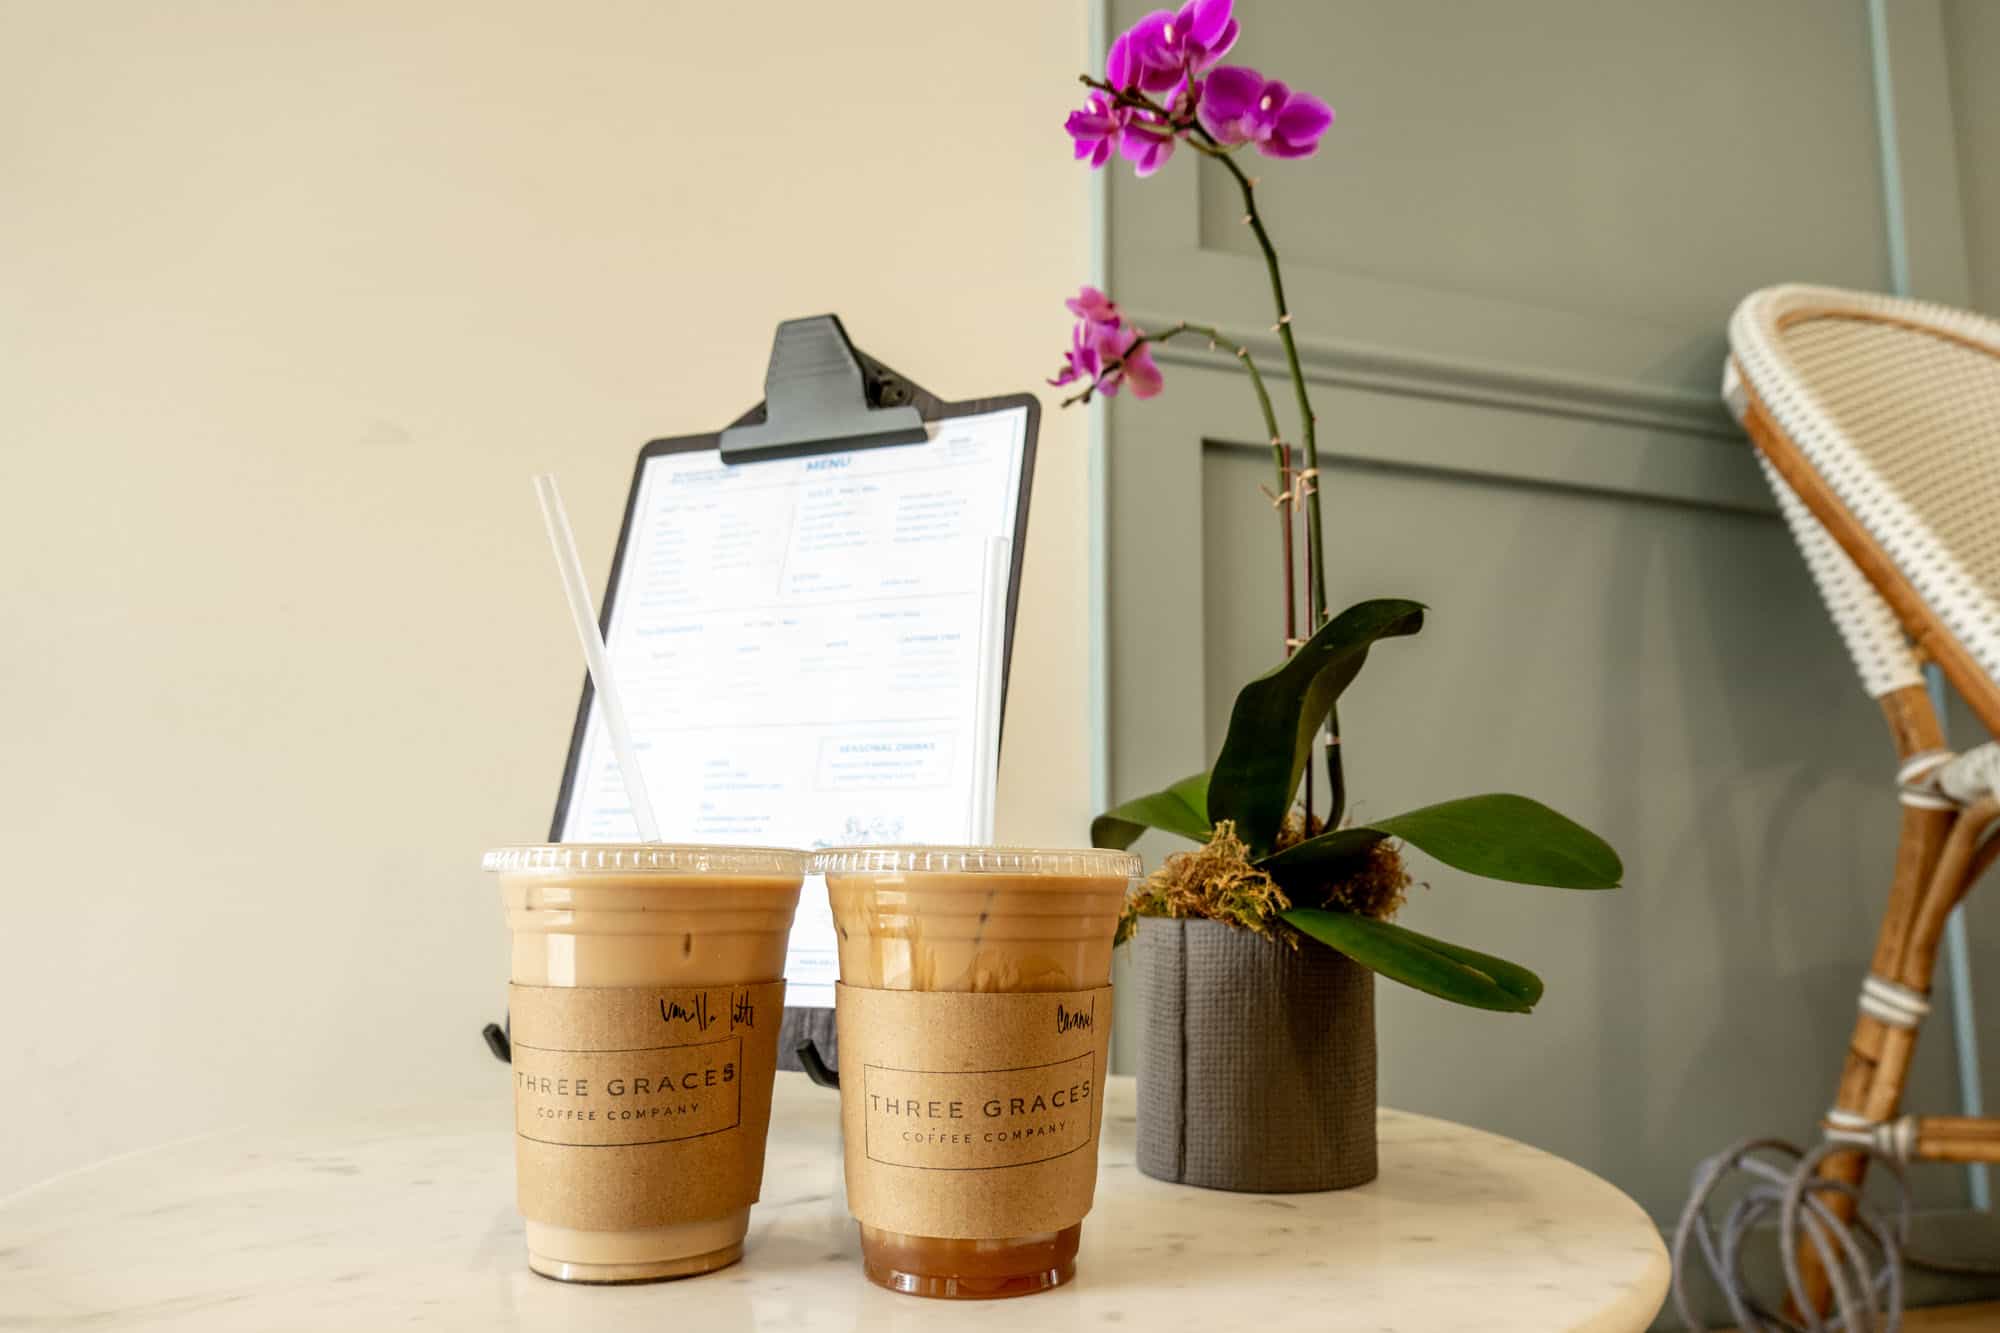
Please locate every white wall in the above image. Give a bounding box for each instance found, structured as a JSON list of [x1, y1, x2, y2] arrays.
[[0, 0, 1094, 1194]]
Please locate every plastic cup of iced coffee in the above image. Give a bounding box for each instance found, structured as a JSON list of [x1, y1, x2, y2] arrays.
[[818, 845, 1139, 1298], [485, 843, 804, 1283]]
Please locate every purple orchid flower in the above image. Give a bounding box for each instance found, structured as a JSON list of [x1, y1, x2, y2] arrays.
[[1196, 65, 1333, 158], [1105, 28, 1142, 93], [1120, 13, 1184, 95], [1066, 285, 1123, 327], [1050, 288, 1165, 400], [1064, 90, 1128, 168], [1076, 0, 1242, 173], [1049, 320, 1104, 391], [1127, 0, 1238, 95], [1108, 333, 1165, 397], [1120, 114, 1178, 176]]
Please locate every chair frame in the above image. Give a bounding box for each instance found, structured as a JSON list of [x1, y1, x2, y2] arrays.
[[1731, 293, 2000, 1312]]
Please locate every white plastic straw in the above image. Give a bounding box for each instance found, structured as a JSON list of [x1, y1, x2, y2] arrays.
[[533, 473, 662, 843], [967, 535, 1011, 844]]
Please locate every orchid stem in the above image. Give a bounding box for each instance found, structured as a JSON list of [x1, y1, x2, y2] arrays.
[[1072, 80, 1320, 620], [1082, 71, 1328, 625], [1070, 73, 1336, 822], [1070, 322, 1285, 459], [1200, 118, 1335, 821], [1208, 149, 1326, 630], [1192, 125, 1333, 824]]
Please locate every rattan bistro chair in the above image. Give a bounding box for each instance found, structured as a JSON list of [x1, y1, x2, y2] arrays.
[[1678, 284, 2000, 1327]]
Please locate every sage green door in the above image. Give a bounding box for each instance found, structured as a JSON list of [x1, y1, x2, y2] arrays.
[[1098, 0, 2000, 1266]]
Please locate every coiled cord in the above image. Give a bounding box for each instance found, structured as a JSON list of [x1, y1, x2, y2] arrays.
[[1672, 1137, 1911, 1332]]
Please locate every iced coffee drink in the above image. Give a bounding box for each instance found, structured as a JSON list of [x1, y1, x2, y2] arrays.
[[820, 846, 1138, 1298], [485, 844, 803, 1283]]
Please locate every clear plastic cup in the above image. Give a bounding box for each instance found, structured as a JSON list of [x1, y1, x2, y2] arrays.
[[485, 844, 804, 1283], [819, 845, 1138, 1298]]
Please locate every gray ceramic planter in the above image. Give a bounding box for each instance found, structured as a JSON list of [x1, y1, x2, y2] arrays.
[[1135, 916, 1377, 1192]]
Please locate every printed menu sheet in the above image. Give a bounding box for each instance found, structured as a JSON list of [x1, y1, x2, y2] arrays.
[[560, 406, 1029, 1007]]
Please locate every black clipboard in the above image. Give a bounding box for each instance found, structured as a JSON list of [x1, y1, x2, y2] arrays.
[[547, 315, 1040, 839], [538, 315, 1041, 1078]]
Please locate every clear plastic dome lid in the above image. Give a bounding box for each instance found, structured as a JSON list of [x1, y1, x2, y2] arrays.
[[481, 844, 807, 877], [811, 845, 1141, 879]]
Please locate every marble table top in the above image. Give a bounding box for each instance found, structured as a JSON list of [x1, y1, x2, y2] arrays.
[[0, 1073, 1667, 1331]]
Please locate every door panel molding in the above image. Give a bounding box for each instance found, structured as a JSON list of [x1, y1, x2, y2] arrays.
[[1106, 356, 1770, 802], [1132, 311, 1741, 444]]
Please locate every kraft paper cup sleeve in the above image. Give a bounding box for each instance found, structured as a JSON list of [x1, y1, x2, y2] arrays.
[[835, 985, 1113, 1239], [511, 980, 786, 1231]]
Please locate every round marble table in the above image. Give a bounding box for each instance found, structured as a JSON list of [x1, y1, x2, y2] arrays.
[[0, 1073, 1667, 1331]]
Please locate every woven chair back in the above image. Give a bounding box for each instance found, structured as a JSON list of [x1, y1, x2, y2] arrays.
[[1727, 284, 2000, 733]]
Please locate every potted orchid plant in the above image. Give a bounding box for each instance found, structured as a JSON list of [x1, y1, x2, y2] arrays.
[[1058, 0, 1622, 1193]]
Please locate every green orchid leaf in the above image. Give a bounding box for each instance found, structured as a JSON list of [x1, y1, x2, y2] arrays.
[[1257, 794, 1619, 891], [1365, 794, 1622, 889], [1324, 703, 1348, 829], [1090, 771, 1213, 850], [1258, 825, 1387, 883], [1283, 908, 1544, 1013], [1207, 599, 1425, 857]]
